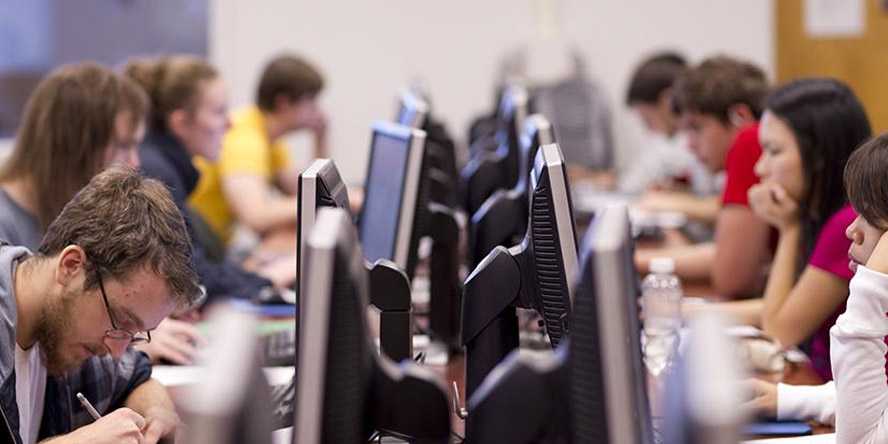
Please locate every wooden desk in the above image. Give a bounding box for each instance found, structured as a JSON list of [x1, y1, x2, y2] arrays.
[[437, 350, 833, 439], [636, 228, 720, 299]]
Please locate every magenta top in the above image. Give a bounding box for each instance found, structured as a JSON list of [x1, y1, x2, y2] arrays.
[[806, 204, 856, 381]]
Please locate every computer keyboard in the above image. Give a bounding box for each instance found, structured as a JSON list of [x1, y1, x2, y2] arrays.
[[262, 328, 297, 367]]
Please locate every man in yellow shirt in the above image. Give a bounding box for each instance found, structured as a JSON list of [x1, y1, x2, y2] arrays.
[[190, 54, 327, 244]]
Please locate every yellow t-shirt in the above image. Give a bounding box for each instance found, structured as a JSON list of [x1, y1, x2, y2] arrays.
[[189, 106, 292, 243]]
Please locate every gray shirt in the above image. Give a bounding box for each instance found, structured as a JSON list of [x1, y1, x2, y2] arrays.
[[0, 189, 41, 250]]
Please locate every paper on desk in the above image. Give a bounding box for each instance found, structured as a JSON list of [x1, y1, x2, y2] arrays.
[[743, 433, 834, 444], [153, 365, 294, 387]]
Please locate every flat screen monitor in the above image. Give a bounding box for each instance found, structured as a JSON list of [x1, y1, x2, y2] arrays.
[[359, 121, 426, 274]]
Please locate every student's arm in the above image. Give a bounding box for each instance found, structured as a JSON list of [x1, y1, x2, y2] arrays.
[[637, 191, 721, 224], [710, 205, 771, 298], [831, 233, 888, 444], [682, 297, 763, 326], [748, 183, 848, 348], [744, 379, 836, 425], [222, 175, 298, 234], [636, 242, 715, 282], [43, 356, 179, 444], [759, 226, 847, 348], [276, 167, 301, 196]]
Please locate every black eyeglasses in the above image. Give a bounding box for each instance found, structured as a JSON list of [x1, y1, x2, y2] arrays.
[[96, 270, 151, 344]]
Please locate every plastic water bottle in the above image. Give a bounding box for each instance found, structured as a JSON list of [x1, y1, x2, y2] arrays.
[[642, 257, 682, 377]]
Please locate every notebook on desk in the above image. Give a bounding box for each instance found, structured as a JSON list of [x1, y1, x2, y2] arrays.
[[744, 433, 834, 443], [153, 365, 294, 387]]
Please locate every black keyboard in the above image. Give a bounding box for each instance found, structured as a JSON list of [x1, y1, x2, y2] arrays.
[[262, 328, 296, 367]]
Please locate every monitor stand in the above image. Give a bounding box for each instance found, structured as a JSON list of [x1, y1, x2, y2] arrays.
[[426, 203, 462, 353], [461, 240, 534, 401], [367, 260, 413, 363], [469, 187, 526, 269], [369, 355, 452, 442]]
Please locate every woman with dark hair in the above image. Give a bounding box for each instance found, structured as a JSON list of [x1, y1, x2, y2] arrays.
[[687, 78, 871, 380], [751, 78, 870, 380]]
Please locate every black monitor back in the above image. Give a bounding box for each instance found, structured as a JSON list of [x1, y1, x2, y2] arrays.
[[465, 204, 653, 444], [523, 143, 579, 347], [295, 208, 450, 443], [461, 143, 578, 398], [295, 208, 374, 443], [468, 113, 555, 268], [461, 84, 529, 215], [297, 158, 351, 305], [570, 204, 652, 444]]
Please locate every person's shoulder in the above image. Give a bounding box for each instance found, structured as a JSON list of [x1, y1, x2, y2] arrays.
[[822, 205, 857, 237], [730, 123, 762, 155], [227, 106, 265, 136], [139, 143, 179, 186], [138, 141, 167, 171], [809, 204, 855, 277]]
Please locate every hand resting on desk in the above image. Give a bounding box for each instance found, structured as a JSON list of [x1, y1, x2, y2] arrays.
[[135, 318, 206, 365]]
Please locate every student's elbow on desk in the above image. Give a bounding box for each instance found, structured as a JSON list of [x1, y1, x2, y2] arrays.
[[231, 204, 286, 234], [710, 266, 761, 300], [223, 177, 295, 234]]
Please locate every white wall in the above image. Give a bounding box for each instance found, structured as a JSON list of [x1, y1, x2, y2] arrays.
[[210, 0, 773, 184]]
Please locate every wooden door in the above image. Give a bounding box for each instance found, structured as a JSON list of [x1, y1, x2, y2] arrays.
[[776, 0, 888, 132]]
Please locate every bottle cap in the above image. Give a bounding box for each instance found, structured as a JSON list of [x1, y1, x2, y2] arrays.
[[650, 257, 675, 274]]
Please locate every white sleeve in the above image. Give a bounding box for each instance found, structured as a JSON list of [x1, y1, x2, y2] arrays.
[[831, 265, 888, 444], [777, 381, 835, 425]]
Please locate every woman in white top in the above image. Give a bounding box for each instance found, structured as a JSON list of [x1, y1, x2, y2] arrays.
[[747, 132, 888, 443]]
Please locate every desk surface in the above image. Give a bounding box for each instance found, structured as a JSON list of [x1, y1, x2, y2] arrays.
[[156, 350, 829, 440]]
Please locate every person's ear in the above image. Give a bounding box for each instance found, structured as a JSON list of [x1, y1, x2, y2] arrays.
[[168, 109, 189, 138], [273, 94, 294, 114], [657, 88, 674, 108], [56, 245, 87, 288], [728, 104, 755, 128]]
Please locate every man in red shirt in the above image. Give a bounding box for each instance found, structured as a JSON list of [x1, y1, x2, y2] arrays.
[[637, 55, 772, 299]]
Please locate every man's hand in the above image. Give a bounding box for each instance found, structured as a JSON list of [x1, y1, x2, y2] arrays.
[[134, 318, 205, 365], [64, 408, 146, 444], [741, 378, 778, 419], [257, 253, 298, 289], [141, 406, 182, 444]]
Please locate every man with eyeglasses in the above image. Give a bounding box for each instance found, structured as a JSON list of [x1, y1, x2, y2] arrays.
[[0, 168, 201, 444]]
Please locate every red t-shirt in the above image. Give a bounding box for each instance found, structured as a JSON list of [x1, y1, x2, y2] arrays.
[[807, 204, 856, 381], [721, 124, 762, 206]]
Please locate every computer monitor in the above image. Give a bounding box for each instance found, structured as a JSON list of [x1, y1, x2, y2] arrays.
[[293, 208, 450, 443], [460, 83, 529, 215], [297, 158, 351, 305], [179, 307, 274, 444], [461, 142, 579, 399], [662, 314, 744, 444], [393, 90, 464, 347], [396, 89, 429, 129], [468, 113, 554, 267], [568, 203, 652, 443], [393, 87, 459, 211], [359, 121, 427, 279], [298, 158, 413, 363], [465, 204, 655, 444]]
